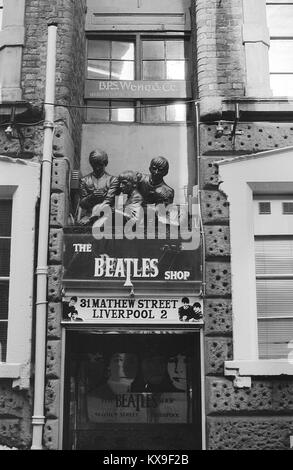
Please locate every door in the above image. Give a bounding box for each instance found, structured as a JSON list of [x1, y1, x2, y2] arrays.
[[63, 330, 202, 450]]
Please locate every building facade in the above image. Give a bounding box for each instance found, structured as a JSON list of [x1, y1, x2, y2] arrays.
[[0, 0, 293, 450]]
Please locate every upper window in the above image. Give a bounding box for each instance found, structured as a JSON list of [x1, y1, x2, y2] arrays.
[[266, 0, 293, 96], [0, 199, 12, 362], [87, 37, 189, 82], [86, 35, 191, 123]]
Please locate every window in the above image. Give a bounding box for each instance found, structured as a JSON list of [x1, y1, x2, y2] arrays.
[[266, 0, 293, 96], [86, 35, 191, 123], [0, 199, 12, 362], [141, 39, 188, 80], [254, 197, 293, 360], [0, 158, 40, 389], [218, 148, 293, 379]]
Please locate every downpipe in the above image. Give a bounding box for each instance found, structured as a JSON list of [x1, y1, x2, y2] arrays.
[[31, 23, 57, 450]]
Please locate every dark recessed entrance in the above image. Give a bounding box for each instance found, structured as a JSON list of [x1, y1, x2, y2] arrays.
[[63, 330, 202, 450]]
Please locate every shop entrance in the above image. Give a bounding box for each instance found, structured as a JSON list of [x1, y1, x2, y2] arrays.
[[63, 330, 202, 450]]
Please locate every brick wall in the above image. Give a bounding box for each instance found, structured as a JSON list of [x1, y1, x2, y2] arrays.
[[192, 0, 246, 101]]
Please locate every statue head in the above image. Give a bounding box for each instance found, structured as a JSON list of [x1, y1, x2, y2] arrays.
[[118, 171, 142, 195], [89, 149, 109, 177], [149, 156, 169, 185]]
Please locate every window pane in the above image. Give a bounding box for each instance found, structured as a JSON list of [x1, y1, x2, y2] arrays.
[[142, 41, 165, 59], [111, 61, 134, 80], [269, 40, 293, 73], [87, 60, 110, 79], [88, 40, 111, 59], [142, 102, 166, 122], [166, 103, 187, 121], [166, 41, 186, 60], [0, 322, 7, 362], [256, 279, 293, 318], [86, 101, 110, 122], [258, 318, 293, 359], [142, 61, 165, 80], [0, 200, 12, 236], [270, 74, 293, 96], [267, 5, 293, 36], [255, 239, 293, 275], [111, 102, 135, 122], [0, 281, 9, 320], [112, 42, 134, 61], [0, 239, 10, 277], [166, 61, 186, 80]]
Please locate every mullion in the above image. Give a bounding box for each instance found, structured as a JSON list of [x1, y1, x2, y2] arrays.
[[164, 40, 167, 80]]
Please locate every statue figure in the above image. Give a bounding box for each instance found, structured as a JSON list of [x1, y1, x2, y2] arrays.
[[78, 149, 119, 226], [116, 170, 144, 224], [138, 156, 174, 207]]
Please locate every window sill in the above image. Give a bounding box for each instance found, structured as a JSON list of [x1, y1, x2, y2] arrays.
[[0, 363, 30, 390], [222, 97, 293, 121], [0, 26, 25, 49], [225, 359, 293, 378]]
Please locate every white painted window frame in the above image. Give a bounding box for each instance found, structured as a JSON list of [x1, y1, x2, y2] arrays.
[[218, 147, 293, 382], [0, 0, 26, 102], [0, 157, 40, 389]]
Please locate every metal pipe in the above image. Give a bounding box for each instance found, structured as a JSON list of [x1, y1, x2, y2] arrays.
[[195, 102, 206, 297], [31, 23, 57, 450]]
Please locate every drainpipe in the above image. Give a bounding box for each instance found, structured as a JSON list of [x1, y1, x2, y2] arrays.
[[195, 102, 206, 297], [31, 23, 57, 450]]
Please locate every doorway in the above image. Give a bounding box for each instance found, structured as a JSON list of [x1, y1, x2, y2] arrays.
[[63, 330, 202, 450]]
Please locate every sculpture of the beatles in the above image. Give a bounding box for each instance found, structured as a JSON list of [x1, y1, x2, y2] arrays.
[[77, 148, 175, 227]]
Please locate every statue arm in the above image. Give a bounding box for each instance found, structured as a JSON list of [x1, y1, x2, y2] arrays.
[[79, 179, 96, 209], [103, 177, 120, 206]]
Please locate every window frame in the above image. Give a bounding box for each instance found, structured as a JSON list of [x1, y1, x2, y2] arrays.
[[266, 0, 293, 96], [0, 157, 40, 389], [0, 198, 12, 362], [218, 147, 293, 381]]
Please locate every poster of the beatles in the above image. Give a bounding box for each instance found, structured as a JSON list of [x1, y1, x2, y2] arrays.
[[69, 350, 193, 425]]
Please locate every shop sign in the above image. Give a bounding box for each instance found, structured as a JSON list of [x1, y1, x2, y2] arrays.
[[62, 296, 203, 325], [85, 80, 191, 99], [63, 231, 201, 288]]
